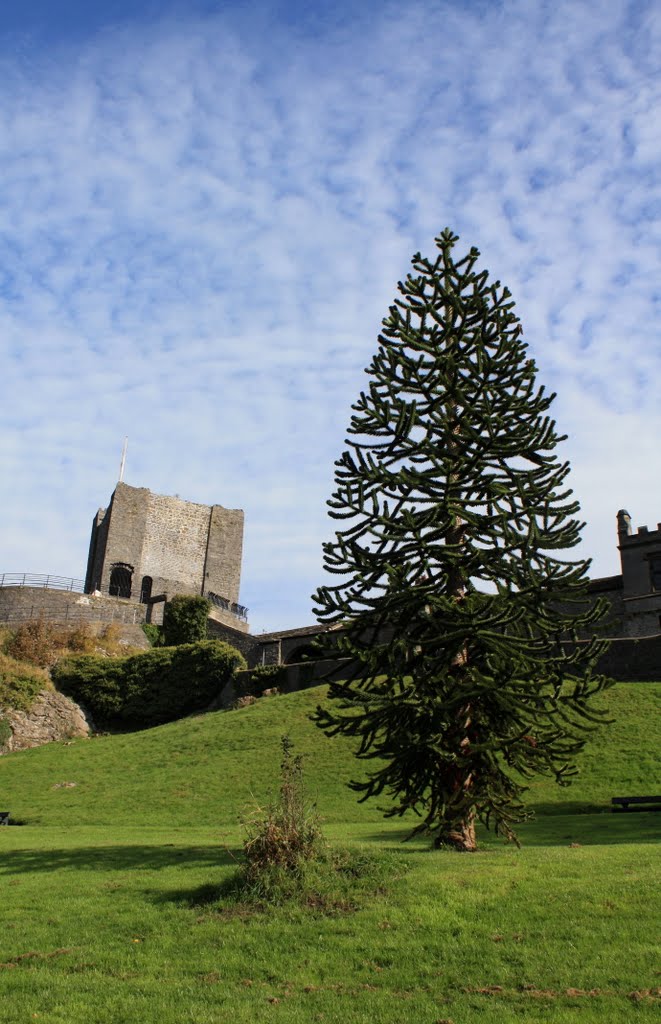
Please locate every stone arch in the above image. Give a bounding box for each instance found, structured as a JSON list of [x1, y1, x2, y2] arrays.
[[285, 644, 317, 665], [109, 563, 133, 599]]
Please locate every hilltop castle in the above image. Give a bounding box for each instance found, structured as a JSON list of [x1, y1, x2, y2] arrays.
[[1, 483, 660, 677]]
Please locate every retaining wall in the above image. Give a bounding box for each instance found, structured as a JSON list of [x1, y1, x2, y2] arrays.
[[0, 587, 147, 626]]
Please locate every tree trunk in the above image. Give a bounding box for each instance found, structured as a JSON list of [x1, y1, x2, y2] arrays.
[[435, 816, 477, 852]]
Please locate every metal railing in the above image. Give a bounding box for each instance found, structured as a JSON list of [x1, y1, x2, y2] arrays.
[[0, 574, 249, 623], [0, 573, 87, 593], [207, 591, 249, 622]]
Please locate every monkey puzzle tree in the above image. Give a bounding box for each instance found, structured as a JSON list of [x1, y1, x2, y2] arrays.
[[312, 229, 611, 851]]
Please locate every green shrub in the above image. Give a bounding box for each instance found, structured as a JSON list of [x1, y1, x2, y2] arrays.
[[141, 623, 163, 647], [0, 653, 50, 711], [239, 663, 288, 698], [52, 640, 245, 728], [162, 595, 210, 646], [52, 654, 125, 721]]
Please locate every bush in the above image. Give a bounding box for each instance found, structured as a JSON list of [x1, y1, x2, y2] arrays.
[[162, 595, 210, 646], [141, 623, 163, 647], [5, 620, 60, 668], [52, 639, 246, 728], [3, 621, 123, 667], [0, 653, 50, 712], [242, 736, 323, 894], [238, 663, 288, 698], [217, 737, 399, 912]]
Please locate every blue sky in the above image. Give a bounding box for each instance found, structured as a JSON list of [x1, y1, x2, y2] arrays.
[[1, 0, 660, 632]]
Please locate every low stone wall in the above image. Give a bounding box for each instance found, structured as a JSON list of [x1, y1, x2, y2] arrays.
[[206, 617, 259, 663], [223, 639, 661, 707], [217, 657, 352, 707], [593, 634, 661, 682], [0, 587, 146, 626]]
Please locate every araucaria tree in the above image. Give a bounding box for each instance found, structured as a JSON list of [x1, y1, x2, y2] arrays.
[[312, 229, 611, 851]]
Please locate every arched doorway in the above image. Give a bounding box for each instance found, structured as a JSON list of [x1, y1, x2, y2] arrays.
[[109, 563, 133, 599], [140, 575, 153, 603]]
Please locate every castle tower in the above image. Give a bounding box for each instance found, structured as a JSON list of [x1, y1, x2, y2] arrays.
[[84, 483, 247, 630]]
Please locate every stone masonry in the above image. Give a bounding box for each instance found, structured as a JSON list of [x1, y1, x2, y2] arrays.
[[615, 509, 661, 636], [84, 482, 246, 630]]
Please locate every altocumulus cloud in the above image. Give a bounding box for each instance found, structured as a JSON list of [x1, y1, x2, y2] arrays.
[[0, 0, 660, 631]]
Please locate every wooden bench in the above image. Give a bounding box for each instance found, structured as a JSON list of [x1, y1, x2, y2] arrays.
[[0, 812, 10, 826], [611, 796, 661, 813]]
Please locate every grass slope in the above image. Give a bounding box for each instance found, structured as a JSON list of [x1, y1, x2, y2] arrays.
[[2, 682, 660, 829], [0, 682, 659, 1023]]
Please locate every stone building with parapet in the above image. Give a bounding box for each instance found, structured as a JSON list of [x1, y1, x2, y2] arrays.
[[84, 482, 248, 632], [613, 509, 661, 636]]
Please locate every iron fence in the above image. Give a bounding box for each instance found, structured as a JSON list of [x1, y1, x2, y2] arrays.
[[207, 591, 249, 622], [0, 573, 87, 593]]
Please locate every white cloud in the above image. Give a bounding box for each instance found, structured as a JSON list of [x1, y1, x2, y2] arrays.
[[0, 0, 660, 630]]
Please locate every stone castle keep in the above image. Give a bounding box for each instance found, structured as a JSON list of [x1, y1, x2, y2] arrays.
[[84, 483, 247, 630]]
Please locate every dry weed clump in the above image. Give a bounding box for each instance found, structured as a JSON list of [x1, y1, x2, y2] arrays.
[[3, 620, 139, 669], [5, 620, 61, 667], [0, 652, 51, 712], [242, 736, 323, 885]]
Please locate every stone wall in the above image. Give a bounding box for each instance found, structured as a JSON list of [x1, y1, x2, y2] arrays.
[[85, 483, 245, 614], [84, 506, 110, 593], [0, 587, 147, 626], [591, 634, 661, 682], [141, 490, 209, 596], [206, 616, 259, 660], [616, 512, 661, 637], [95, 484, 150, 596], [204, 505, 244, 605]]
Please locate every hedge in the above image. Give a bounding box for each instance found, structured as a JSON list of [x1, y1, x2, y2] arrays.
[[52, 639, 246, 728]]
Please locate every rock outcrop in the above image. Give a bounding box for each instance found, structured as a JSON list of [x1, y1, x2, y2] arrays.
[[0, 689, 91, 754]]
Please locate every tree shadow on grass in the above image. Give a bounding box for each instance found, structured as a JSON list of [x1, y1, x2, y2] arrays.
[[0, 843, 240, 877], [357, 809, 661, 850], [518, 806, 661, 847], [147, 874, 244, 910]]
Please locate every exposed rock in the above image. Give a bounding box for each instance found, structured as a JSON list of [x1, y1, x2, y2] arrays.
[[233, 694, 258, 709], [0, 689, 92, 754]]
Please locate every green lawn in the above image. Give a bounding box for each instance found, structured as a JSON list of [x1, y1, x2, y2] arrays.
[[0, 682, 659, 1022]]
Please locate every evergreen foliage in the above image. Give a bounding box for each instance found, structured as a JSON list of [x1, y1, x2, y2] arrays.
[[312, 228, 612, 850], [53, 639, 245, 728], [162, 595, 211, 646], [141, 623, 164, 647]]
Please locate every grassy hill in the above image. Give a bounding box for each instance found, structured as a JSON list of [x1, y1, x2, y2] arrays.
[[0, 682, 659, 1023], [1, 680, 659, 830]]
